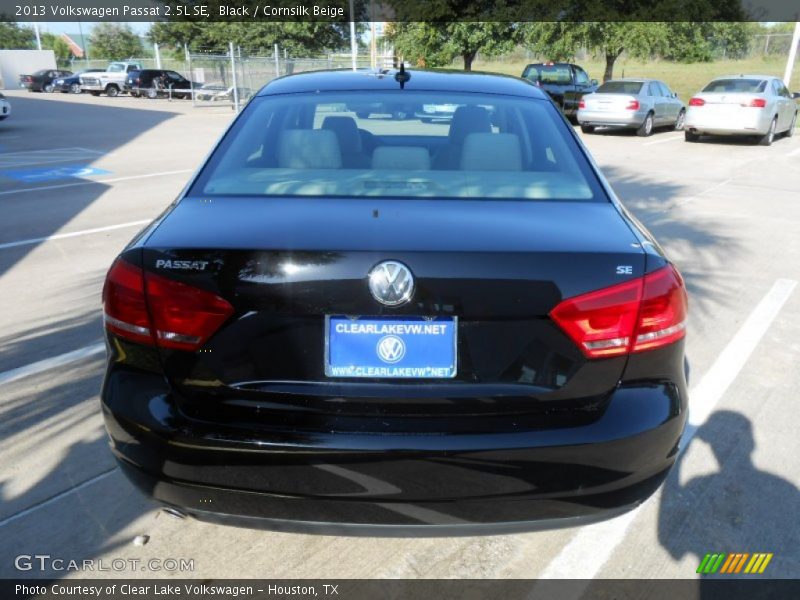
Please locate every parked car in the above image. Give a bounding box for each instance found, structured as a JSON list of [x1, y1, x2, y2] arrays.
[[685, 75, 799, 146], [53, 69, 105, 94], [101, 69, 689, 532], [19, 69, 73, 93], [80, 61, 143, 97], [125, 69, 199, 99], [193, 84, 254, 102], [577, 79, 686, 137], [0, 93, 10, 120], [521, 62, 598, 119]]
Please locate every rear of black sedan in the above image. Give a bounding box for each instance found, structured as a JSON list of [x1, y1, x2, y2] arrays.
[[101, 69, 688, 533]]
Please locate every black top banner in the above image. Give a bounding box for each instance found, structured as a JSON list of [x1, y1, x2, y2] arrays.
[[1, 0, 799, 22]]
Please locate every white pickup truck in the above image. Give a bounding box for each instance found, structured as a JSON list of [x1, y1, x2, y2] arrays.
[[80, 61, 143, 97]]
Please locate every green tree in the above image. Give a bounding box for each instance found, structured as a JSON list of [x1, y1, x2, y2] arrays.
[[663, 22, 751, 62], [40, 33, 72, 66], [523, 22, 669, 82], [148, 22, 352, 56], [389, 22, 518, 71], [0, 21, 35, 49], [89, 23, 143, 60]]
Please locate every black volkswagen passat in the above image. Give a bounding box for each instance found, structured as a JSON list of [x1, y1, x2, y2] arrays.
[[101, 69, 688, 533]]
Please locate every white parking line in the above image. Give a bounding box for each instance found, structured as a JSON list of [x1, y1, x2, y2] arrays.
[[0, 168, 193, 196], [0, 342, 105, 386], [0, 468, 117, 529], [537, 277, 797, 581], [643, 134, 684, 146], [659, 177, 733, 213], [0, 147, 103, 168], [0, 220, 151, 250]]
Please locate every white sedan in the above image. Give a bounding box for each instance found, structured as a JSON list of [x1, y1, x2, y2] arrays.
[[0, 93, 10, 121], [685, 75, 798, 146]]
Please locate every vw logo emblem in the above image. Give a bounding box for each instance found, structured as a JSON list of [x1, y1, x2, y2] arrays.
[[377, 335, 406, 363], [368, 261, 414, 306]]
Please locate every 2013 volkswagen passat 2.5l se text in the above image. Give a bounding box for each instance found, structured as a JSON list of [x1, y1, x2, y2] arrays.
[[101, 69, 688, 533]]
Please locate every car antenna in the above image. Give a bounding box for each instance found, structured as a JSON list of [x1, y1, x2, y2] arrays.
[[395, 63, 410, 89]]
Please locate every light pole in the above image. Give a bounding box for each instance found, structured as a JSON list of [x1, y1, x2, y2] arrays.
[[349, 0, 357, 70], [33, 22, 42, 50], [784, 22, 800, 88]]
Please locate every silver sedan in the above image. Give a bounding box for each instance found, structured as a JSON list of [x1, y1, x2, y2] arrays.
[[577, 79, 686, 137], [684, 75, 799, 146]]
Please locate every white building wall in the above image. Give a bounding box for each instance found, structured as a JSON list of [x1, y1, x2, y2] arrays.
[[0, 50, 57, 89]]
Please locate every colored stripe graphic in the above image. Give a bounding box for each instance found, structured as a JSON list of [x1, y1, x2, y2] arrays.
[[700, 553, 774, 575]]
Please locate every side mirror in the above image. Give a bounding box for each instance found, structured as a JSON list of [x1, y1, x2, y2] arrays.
[[590, 79, 598, 86], [672, 92, 679, 98]]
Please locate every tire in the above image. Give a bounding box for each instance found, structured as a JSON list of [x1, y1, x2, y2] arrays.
[[580, 124, 595, 134], [636, 112, 654, 137], [757, 117, 777, 146], [684, 130, 699, 142], [674, 110, 686, 131], [44, 83, 55, 93], [69, 83, 81, 94], [106, 85, 119, 98], [786, 113, 796, 138]]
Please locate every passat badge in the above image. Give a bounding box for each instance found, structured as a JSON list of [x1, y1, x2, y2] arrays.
[[155, 259, 208, 271], [368, 261, 414, 306]]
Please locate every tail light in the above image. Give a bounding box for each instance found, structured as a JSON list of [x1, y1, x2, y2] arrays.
[[103, 258, 234, 351], [578, 99, 586, 109], [689, 97, 705, 107], [626, 99, 640, 110], [550, 265, 687, 359], [745, 98, 766, 108]]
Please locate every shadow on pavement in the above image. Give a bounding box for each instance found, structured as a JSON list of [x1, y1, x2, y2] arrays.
[[0, 95, 179, 279], [658, 410, 800, 578]]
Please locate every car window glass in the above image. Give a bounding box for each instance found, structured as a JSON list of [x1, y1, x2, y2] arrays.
[[702, 79, 766, 93], [574, 68, 590, 85], [523, 65, 573, 84], [194, 92, 604, 202], [657, 82, 671, 97]]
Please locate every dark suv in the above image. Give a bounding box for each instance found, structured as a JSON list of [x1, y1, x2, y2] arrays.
[[126, 70, 196, 99], [521, 62, 598, 120]]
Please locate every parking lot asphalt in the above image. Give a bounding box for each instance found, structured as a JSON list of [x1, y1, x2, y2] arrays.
[[0, 89, 798, 580]]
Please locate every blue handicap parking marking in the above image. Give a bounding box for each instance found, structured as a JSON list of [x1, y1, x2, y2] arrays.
[[2, 163, 111, 183]]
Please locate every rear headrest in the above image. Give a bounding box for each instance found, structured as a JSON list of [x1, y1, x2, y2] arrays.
[[322, 116, 362, 154], [278, 129, 342, 169], [461, 133, 522, 171], [448, 106, 493, 145], [371, 146, 431, 170]]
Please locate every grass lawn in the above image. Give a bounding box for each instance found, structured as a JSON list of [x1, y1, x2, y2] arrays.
[[471, 56, 800, 108]]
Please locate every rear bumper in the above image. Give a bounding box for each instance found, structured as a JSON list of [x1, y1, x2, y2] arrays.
[[577, 110, 646, 128], [685, 109, 772, 135], [102, 368, 686, 531]]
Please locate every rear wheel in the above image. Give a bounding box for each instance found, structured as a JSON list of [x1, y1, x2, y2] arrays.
[[106, 85, 120, 98], [674, 110, 686, 131], [636, 113, 654, 137], [43, 83, 54, 93], [69, 83, 81, 94], [684, 130, 699, 142], [757, 117, 777, 146], [580, 124, 595, 134]]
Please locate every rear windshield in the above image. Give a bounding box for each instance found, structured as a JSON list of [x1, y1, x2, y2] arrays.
[[596, 81, 643, 94], [522, 65, 572, 84], [192, 91, 603, 202], [702, 79, 767, 93]]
